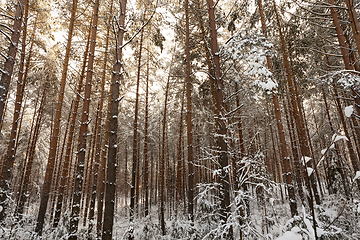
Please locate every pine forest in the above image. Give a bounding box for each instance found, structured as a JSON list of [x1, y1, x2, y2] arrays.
[[0, 0, 360, 239]]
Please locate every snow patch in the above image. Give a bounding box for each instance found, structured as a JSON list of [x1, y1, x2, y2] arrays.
[[353, 171, 360, 182], [307, 167, 314, 176], [254, 79, 278, 91], [275, 231, 301, 240], [301, 156, 312, 164], [332, 133, 349, 142], [345, 105, 354, 117]]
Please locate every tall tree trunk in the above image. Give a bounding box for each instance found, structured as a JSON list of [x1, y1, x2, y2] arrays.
[[258, 0, 297, 217], [143, 49, 150, 217], [130, 20, 145, 221], [175, 84, 185, 217], [35, 0, 78, 234], [328, 0, 353, 70], [69, 0, 100, 237], [52, 24, 91, 228], [88, 0, 113, 232], [185, 0, 194, 223], [15, 82, 48, 216], [344, 0, 360, 58], [272, 1, 318, 238], [0, 0, 28, 127], [96, 92, 111, 238], [0, 1, 31, 220], [333, 85, 359, 173], [0, 1, 29, 222], [207, 0, 232, 237], [272, 0, 321, 204], [102, 0, 127, 238], [159, 58, 173, 235]]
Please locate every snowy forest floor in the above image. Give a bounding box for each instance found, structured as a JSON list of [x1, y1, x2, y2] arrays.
[[1, 185, 359, 240]]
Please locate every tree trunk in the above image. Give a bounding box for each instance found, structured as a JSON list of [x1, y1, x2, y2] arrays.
[[52, 24, 91, 228], [0, 1, 31, 220], [69, 0, 100, 237], [15, 82, 48, 216], [344, 0, 360, 58], [130, 20, 145, 221], [207, 0, 232, 237], [35, 0, 78, 234], [185, 0, 194, 223], [175, 84, 185, 217], [333, 85, 359, 172], [102, 0, 127, 238], [159, 58, 173, 235], [143, 48, 150, 217], [328, 0, 353, 70], [258, 0, 297, 216], [88, 0, 113, 232], [0, 0, 28, 127]]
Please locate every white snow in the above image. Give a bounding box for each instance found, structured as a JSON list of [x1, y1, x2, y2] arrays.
[[275, 231, 301, 240], [332, 133, 349, 142], [353, 171, 360, 182], [345, 105, 354, 117], [301, 156, 312, 164], [307, 167, 314, 176], [254, 79, 278, 91]]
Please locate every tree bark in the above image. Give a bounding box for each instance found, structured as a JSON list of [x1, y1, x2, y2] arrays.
[[130, 18, 145, 221], [35, 0, 78, 234], [15, 82, 48, 216], [69, 0, 100, 237], [258, 0, 297, 216], [0, 0, 28, 127], [328, 0, 353, 70], [52, 24, 91, 228], [102, 0, 127, 237], [159, 58, 173, 235], [207, 0, 232, 237], [0, 1, 31, 220], [143, 48, 150, 217], [88, 0, 113, 232], [185, 0, 194, 223]]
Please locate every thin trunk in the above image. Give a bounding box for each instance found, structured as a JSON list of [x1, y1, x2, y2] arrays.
[[102, 0, 127, 237], [272, 1, 318, 238], [69, 0, 100, 237], [50, 99, 74, 223], [207, 0, 232, 237], [130, 19, 145, 222], [344, 0, 360, 58], [333, 86, 359, 172], [15, 82, 48, 216], [283, 94, 305, 204], [258, 0, 297, 216], [0, 0, 29, 221], [88, 0, 113, 231], [96, 92, 111, 237], [185, 0, 194, 223], [35, 0, 78, 234], [272, 0, 320, 204], [0, 0, 28, 127], [175, 84, 185, 217], [328, 0, 353, 70], [159, 58, 173, 235], [52, 25, 91, 228], [143, 49, 150, 217]]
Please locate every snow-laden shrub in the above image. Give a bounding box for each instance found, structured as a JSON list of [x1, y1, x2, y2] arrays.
[[170, 219, 200, 240], [140, 216, 160, 240], [0, 213, 37, 240], [276, 205, 350, 240]]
